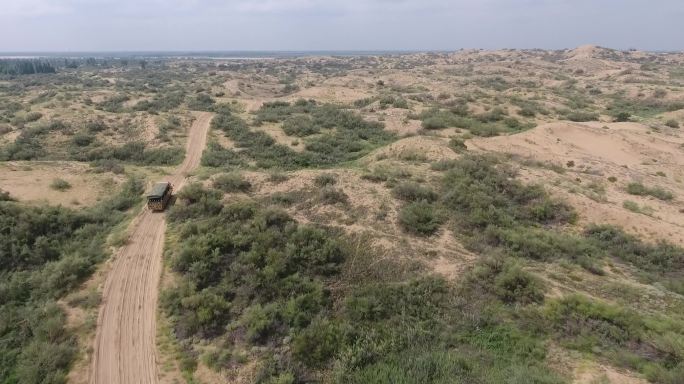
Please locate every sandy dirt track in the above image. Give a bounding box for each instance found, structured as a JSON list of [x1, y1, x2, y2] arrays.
[[90, 112, 213, 384]]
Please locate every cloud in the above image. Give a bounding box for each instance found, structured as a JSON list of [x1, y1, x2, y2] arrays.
[[0, 0, 682, 51], [0, 0, 69, 16]]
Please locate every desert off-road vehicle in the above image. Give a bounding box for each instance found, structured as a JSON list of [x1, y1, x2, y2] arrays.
[[146, 182, 173, 211]]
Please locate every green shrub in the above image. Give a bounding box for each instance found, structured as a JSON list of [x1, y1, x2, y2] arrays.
[[202, 348, 232, 371], [201, 141, 245, 168], [564, 111, 599, 122], [96, 94, 129, 112], [585, 224, 684, 276], [71, 133, 95, 147], [318, 186, 348, 205], [169, 183, 223, 220], [187, 93, 215, 111], [519, 107, 536, 117], [430, 159, 458, 171], [441, 155, 576, 233], [242, 304, 279, 343], [392, 182, 437, 203], [293, 319, 342, 367], [24, 111, 42, 122], [398, 201, 444, 236], [314, 173, 337, 187], [85, 120, 107, 133], [213, 107, 393, 169], [421, 109, 458, 130], [544, 295, 644, 352], [614, 111, 631, 122], [70, 141, 184, 166], [164, 202, 345, 351], [49, 178, 71, 191], [626, 182, 674, 200], [665, 119, 679, 128], [0, 188, 12, 201], [282, 115, 320, 137], [212, 173, 251, 193], [494, 263, 545, 305], [448, 137, 467, 153], [623, 200, 642, 213], [487, 226, 603, 273], [467, 258, 545, 305], [607, 95, 684, 118]]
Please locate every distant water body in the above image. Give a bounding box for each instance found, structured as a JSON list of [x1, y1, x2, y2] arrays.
[[0, 51, 420, 59]]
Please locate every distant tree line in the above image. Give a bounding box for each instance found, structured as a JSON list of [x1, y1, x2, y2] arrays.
[[0, 59, 56, 75]]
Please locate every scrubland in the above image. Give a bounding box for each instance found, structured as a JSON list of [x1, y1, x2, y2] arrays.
[[2, 46, 684, 383]]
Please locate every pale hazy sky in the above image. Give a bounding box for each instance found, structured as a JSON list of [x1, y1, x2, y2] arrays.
[[1, 0, 683, 52]]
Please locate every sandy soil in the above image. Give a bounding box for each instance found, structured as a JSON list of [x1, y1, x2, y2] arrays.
[[293, 84, 371, 103], [470, 121, 684, 244], [0, 161, 118, 207], [89, 111, 213, 384]]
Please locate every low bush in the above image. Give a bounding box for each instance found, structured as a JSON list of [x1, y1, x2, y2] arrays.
[[133, 90, 185, 112], [0, 188, 12, 201], [200, 141, 245, 168], [212, 173, 251, 193], [419, 108, 526, 137], [665, 119, 679, 128], [430, 159, 458, 171], [441, 155, 576, 233], [626, 182, 674, 200], [91, 159, 125, 174], [398, 200, 444, 235], [545, 295, 643, 351], [614, 111, 631, 122], [96, 93, 129, 113], [314, 173, 337, 187], [24, 111, 42, 122], [448, 137, 467, 153], [466, 258, 545, 305], [392, 181, 437, 203], [539, 291, 684, 381], [585, 224, 684, 276], [170, 183, 223, 221], [50, 178, 71, 191], [282, 115, 320, 137], [318, 186, 348, 205], [563, 110, 599, 122], [187, 93, 215, 111]]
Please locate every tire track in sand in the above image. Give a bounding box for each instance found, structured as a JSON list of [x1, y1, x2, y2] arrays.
[[90, 112, 213, 384]]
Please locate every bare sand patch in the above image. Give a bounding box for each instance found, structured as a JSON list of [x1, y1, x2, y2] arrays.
[[0, 161, 120, 207], [294, 85, 371, 103], [472, 121, 684, 244]]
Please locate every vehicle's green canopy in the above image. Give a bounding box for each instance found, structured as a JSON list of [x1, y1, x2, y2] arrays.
[[147, 182, 170, 199]]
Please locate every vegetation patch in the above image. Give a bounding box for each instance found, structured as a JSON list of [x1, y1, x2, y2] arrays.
[[209, 101, 394, 169], [0, 178, 143, 383], [212, 172, 251, 193], [626, 182, 674, 201], [162, 190, 566, 383]]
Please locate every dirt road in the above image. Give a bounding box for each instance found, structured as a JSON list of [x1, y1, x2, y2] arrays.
[[90, 112, 213, 384]]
